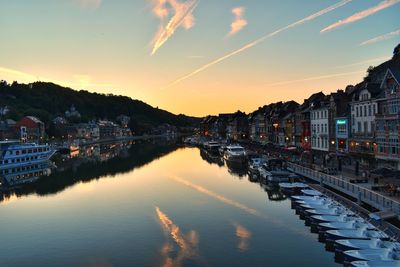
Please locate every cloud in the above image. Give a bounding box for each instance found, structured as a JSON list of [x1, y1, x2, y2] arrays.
[[161, 0, 352, 89], [360, 29, 400, 46], [228, 7, 248, 36], [321, 0, 400, 33], [76, 0, 102, 9], [265, 70, 364, 87], [0, 66, 113, 89], [151, 0, 199, 55], [334, 56, 390, 69]]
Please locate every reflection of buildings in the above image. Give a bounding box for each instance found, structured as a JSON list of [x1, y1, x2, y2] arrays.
[[261, 184, 287, 202], [0, 140, 180, 203], [200, 149, 224, 166], [60, 141, 134, 171], [0, 141, 55, 186], [0, 160, 52, 187]]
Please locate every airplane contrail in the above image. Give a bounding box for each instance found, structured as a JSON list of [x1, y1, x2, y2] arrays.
[[151, 0, 199, 55], [161, 0, 352, 89], [321, 0, 400, 33], [265, 70, 364, 87], [360, 29, 400, 46]]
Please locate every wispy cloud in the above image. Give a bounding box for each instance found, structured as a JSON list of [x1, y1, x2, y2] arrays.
[[151, 0, 199, 55], [233, 223, 251, 252], [76, 0, 102, 9], [360, 29, 400, 46], [0, 67, 37, 81], [0, 66, 113, 88], [228, 7, 248, 36], [265, 70, 364, 87], [156, 207, 200, 267], [334, 56, 390, 69], [321, 0, 400, 33], [161, 0, 352, 89]]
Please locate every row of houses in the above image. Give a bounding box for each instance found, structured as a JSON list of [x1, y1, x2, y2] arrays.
[[0, 116, 132, 143], [200, 54, 400, 170]]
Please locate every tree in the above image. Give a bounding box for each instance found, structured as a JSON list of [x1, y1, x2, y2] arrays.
[[394, 43, 400, 58]]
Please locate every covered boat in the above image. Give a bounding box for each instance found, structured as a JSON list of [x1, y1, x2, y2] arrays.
[[343, 248, 400, 264], [335, 239, 400, 252], [326, 228, 389, 242], [351, 260, 400, 267], [318, 221, 375, 233], [310, 214, 358, 225], [301, 189, 323, 196]]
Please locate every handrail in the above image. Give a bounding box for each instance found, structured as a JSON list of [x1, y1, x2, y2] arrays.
[[287, 162, 400, 215]]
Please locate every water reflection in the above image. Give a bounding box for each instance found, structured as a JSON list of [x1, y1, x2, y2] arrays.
[[233, 223, 252, 252], [156, 207, 200, 267], [169, 174, 261, 217], [0, 139, 180, 203], [199, 149, 224, 167]]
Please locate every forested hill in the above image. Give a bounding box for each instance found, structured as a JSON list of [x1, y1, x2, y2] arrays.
[[0, 81, 200, 133]]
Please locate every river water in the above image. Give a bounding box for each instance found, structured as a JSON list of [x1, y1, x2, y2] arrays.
[[0, 141, 339, 267]]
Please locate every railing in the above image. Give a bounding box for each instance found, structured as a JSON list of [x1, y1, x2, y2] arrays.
[[287, 162, 400, 217]]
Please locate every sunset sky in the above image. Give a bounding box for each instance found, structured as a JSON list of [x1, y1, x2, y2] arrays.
[[0, 0, 399, 116]]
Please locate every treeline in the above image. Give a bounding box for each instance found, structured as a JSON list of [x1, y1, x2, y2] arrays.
[[0, 81, 199, 134]]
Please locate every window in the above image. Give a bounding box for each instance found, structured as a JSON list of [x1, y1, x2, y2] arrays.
[[356, 106, 359, 117], [373, 104, 376, 115], [357, 122, 361, 133], [364, 105, 367, 117], [364, 121, 368, 133], [368, 105, 372, 116]]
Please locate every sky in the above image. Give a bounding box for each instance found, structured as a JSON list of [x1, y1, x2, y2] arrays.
[[0, 0, 399, 117]]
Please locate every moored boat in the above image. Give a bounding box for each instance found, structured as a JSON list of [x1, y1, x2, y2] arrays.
[[0, 140, 55, 186], [335, 239, 400, 253], [343, 248, 400, 264], [350, 260, 400, 267], [223, 145, 247, 164], [325, 228, 390, 243]]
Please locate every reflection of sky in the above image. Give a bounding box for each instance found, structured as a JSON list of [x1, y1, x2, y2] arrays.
[[0, 1, 399, 116], [0, 147, 336, 267]]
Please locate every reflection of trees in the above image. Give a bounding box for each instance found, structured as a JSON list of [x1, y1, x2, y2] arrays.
[[1, 140, 179, 201]]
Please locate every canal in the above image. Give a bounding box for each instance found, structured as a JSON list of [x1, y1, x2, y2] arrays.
[[0, 141, 339, 267]]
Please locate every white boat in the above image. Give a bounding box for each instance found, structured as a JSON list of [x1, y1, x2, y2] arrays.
[[295, 197, 333, 206], [335, 239, 400, 252], [310, 214, 358, 224], [264, 170, 291, 183], [326, 228, 390, 242], [318, 221, 376, 232], [279, 182, 308, 192], [351, 260, 400, 267], [223, 145, 246, 164], [291, 195, 324, 201], [344, 248, 400, 263], [305, 207, 354, 219], [248, 157, 264, 175], [301, 189, 323, 196], [0, 140, 55, 186]]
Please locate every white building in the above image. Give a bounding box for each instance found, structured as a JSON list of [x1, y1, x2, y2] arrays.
[[350, 84, 380, 137], [310, 106, 329, 152]]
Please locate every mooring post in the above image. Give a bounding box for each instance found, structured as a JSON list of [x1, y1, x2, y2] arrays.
[[357, 189, 362, 205]]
